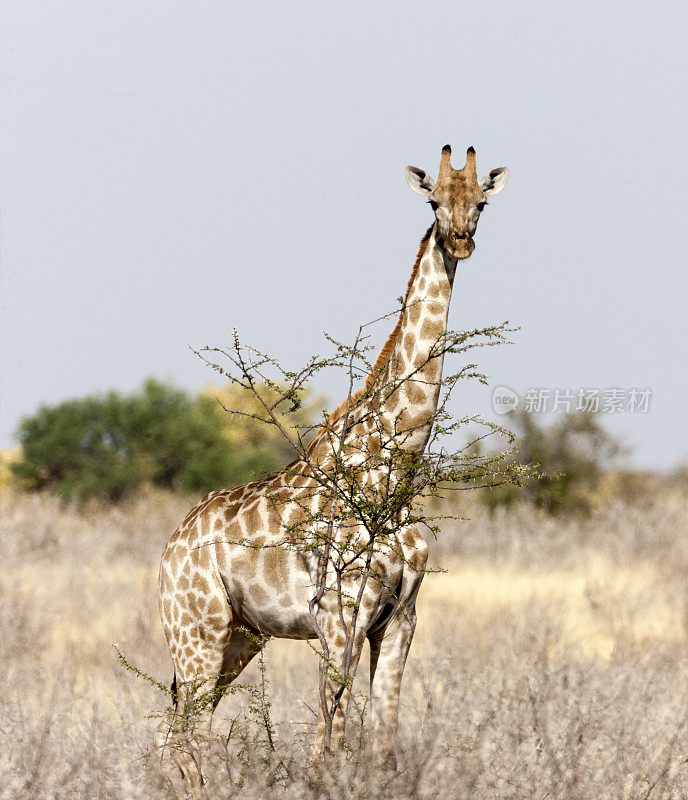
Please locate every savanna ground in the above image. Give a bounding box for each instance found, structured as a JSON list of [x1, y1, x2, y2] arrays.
[[2, 486, 688, 799]]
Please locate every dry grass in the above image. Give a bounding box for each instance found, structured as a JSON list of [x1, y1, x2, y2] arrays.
[[2, 487, 688, 798]]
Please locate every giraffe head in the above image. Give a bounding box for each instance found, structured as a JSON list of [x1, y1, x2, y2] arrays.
[[405, 145, 508, 259]]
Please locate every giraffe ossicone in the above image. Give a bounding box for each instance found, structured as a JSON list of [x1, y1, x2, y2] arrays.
[[157, 144, 509, 798]]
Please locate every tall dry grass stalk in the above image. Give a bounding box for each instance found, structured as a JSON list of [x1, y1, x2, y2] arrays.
[[1, 486, 688, 798]]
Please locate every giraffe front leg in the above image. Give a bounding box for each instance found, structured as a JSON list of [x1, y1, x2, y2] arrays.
[[368, 602, 417, 770], [312, 620, 367, 760]]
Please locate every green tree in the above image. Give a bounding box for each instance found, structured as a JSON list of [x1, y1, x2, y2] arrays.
[[11, 379, 290, 502]]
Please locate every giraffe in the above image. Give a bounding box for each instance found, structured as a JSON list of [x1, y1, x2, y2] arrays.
[[157, 144, 508, 797]]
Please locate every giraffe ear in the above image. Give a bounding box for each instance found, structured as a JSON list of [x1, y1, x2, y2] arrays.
[[479, 167, 509, 196], [405, 166, 436, 197]]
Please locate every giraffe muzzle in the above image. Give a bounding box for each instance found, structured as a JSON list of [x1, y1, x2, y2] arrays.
[[445, 232, 475, 259]]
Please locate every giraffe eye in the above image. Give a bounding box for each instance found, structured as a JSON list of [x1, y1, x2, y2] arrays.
[[428, 200, 439, 211], [477, 201, 488, 212]]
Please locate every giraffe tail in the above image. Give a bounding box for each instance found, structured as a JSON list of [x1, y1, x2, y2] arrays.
[[154, 670, 179, 763]]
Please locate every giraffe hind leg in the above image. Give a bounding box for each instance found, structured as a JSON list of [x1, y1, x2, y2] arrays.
[[159, 614, 264, 798], [158, 560, 232, 798], [167, 626, 264, 798]]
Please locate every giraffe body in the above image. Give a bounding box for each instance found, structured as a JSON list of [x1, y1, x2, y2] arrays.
[[157, 145, 508, 797]]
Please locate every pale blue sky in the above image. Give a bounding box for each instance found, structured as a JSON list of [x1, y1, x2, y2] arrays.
[[2, 2, 686, 467]]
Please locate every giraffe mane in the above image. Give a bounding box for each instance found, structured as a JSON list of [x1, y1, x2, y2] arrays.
[[312, 225, 434, 441]]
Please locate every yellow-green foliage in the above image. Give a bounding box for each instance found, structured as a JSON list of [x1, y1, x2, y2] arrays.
[[0, 447, 24, 490], [201, 381, 325, 462]]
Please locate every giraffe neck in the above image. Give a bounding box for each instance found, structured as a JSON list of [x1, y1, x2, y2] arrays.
[[378, 223, 457, 453], [307, 223, 457, 467]]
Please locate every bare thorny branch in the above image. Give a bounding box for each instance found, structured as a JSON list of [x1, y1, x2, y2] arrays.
[[114, 306, 530, 767], [187, 306, 530, 756]]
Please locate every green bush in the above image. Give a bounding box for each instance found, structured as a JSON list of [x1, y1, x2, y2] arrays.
[[11, 379, 286, 502], [480, 410, 623, 515]]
